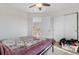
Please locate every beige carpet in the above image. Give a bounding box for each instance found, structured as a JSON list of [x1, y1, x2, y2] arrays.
[[44, 46, 75, 55]]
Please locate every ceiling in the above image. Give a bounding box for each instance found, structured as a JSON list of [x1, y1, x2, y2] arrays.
[[9, 3, 79, 13]]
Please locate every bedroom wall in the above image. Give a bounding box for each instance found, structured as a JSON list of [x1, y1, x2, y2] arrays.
[[53, 16, 65, 41], [0, 4, 28, 39], [27, 15, 32, 36], [41, 16, 53, 38]]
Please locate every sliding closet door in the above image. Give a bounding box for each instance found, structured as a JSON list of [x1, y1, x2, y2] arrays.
[[54, 16, 65, 41], [65, 13, 77, 40]]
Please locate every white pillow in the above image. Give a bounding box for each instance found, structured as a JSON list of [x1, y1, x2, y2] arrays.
[[2, 39, 15, 48], [16, 40, 25, 48], [25, 42, 33, 47]]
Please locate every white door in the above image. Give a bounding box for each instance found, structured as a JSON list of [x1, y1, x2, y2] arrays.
[[65, 13, 77, 40], [54, 13, 77, 41]]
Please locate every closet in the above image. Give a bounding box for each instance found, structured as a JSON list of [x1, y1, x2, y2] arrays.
[[54, 13, 78, 41]]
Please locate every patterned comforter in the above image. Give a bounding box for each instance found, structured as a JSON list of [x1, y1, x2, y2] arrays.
[[0, 39, 55, 55]]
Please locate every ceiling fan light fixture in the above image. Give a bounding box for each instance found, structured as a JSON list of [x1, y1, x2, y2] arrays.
[[36, 3, 42, 8], [29, 3, 50, 11]]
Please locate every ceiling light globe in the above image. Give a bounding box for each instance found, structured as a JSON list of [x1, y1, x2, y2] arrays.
[[36, 3, 42, 7]]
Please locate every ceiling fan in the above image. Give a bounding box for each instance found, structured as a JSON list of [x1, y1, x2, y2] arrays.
[[29, 3, 50, 11]]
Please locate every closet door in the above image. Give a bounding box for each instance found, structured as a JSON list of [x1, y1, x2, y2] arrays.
[[54, 16, 65, 41], [65, 13, 77, 40]]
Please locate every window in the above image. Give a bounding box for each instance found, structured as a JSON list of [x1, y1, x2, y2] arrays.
[[32, 17, 42, 38]]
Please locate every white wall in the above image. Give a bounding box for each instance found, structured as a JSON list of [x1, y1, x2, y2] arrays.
[[0, 4, 28, 39], [41, 16, 53, 38], [53, 16, 65, 41], [27, 15, 32, 36]]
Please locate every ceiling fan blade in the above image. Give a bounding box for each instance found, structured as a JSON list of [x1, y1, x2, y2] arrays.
[[42, 3, 50, 6], [29, 4, 36, 8]]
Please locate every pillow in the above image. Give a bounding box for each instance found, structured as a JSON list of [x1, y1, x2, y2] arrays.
[[16, 40, 25, 48], [24, 42, 33, 47], [2, 39, 15, 48]]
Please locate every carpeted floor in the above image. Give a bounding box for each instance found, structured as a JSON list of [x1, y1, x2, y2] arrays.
[[44, 47, 71, 55], [44, 45, 76, 55]]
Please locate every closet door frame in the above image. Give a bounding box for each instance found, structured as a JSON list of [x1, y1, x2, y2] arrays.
[[77, 12, 78, 41]]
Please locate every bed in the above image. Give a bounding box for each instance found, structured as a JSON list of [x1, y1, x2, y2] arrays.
[[0, 36, 55, 55]]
